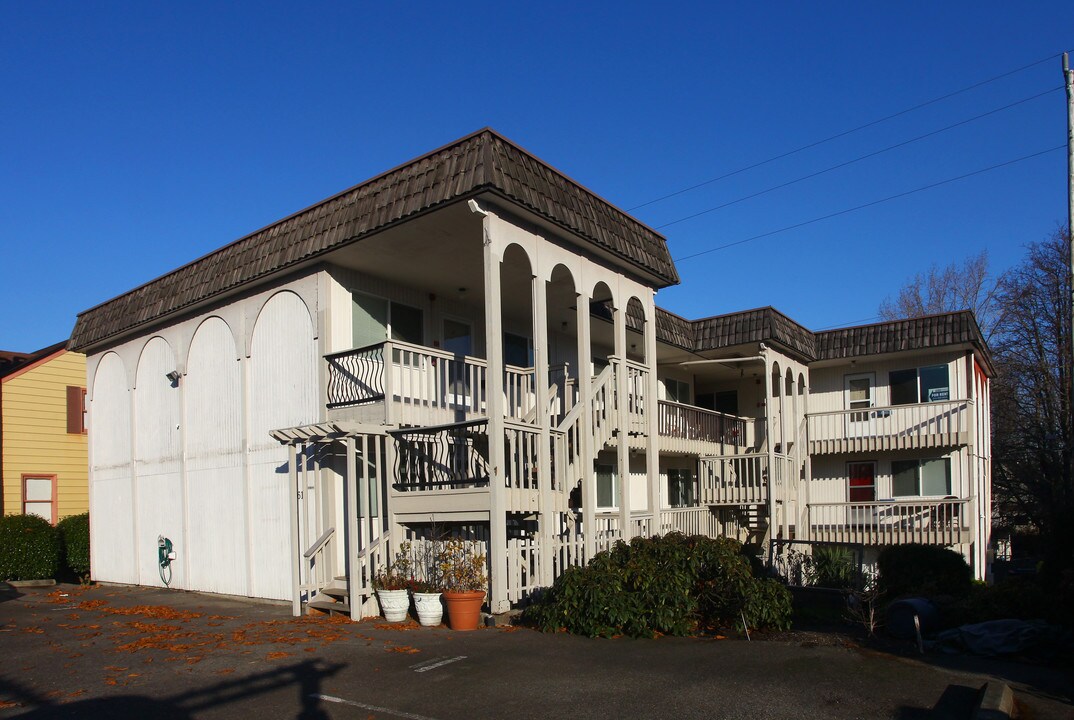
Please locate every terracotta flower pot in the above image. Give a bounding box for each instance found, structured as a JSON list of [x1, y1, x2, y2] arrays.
[[442, 590, 485, 631]]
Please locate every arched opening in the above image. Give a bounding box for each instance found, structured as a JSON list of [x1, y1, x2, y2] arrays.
[[546, 264, 579, 421], [589, 281, 617, 511], [500, 243, 534, 420]]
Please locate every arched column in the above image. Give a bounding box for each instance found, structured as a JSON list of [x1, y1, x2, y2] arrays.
[[614, 289, 631, 540], [576, 285, 595, 559]]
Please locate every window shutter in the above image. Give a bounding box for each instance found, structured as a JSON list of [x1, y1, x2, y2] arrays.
[[66, 385, 83, 433]]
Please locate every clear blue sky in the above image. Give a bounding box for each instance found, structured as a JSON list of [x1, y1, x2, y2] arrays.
[[1, 2, 1071, 351]]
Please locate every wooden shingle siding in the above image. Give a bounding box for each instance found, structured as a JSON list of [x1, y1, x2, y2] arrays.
[[70, 129, 677, 352]]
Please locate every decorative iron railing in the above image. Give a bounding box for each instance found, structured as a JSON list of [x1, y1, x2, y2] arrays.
[[389, 419, 490, 492]]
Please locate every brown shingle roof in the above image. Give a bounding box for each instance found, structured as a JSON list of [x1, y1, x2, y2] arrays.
[[70, 129, 677, 351], [815, 310, 992, 372], [653, 307, 993, 374], [690, 307, 816, 359]]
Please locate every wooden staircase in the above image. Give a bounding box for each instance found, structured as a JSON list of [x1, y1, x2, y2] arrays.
[[307, 577, 351, 617]]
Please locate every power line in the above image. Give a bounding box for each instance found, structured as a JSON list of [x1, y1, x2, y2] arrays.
[[629, 52, 1060, 212], [656, 85, 1062, 230], [814, 316, 881, 331], [674, 145, 1066, 263]]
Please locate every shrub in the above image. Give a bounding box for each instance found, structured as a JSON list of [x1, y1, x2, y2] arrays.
[[522, 533, 792, 638], [810, 545, 860, 590], [876, 544, 972, 601], [57, 513, 90, 579], [0, 514, 61, 581], [940, 579, 1070, 628]]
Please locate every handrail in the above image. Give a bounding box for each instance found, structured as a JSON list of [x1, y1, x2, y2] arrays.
[[303, 526, 335, 559], [557, 364, 613, 433], [326, 339, 490, 368], [807, 497, 966, 509], [357, 532, 388, 560], [387, 417, 489, 436], [806, 398, 972, 419]]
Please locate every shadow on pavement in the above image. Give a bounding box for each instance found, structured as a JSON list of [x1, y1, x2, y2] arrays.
[[2, 659, 345, 719]]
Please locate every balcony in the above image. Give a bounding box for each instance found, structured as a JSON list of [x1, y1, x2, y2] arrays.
[[698, 452, 795, 506], [326, 340, 541, 426], [655, 401, 748, 454], [806, 497, 971, 545], [806, 400, 972, 455]]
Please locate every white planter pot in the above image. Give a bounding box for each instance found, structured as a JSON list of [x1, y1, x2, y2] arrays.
[[413, 592, 443, 627], [377, 589, 410, 622]]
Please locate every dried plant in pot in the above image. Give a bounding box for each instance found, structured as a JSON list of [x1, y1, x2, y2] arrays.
[[436, 539, 488, 631], [406, 576, 444, 627], [373, 557, 411, 623]]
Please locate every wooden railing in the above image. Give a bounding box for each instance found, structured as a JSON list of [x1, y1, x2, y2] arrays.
[[807, 497, 971, 545], [389, 419, 490, 492], [326, 340, 489, 424], [618, 358, 650, 435], [659, 506, 719, 536], [658, 401, 747, 448], [699, 453, 795, 505], [300, 526, 336, 603], [807, 400, 972, 453]]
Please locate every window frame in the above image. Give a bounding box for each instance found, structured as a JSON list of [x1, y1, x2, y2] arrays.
[[666, 467, 696, 508], [890, 458, 952, 498], [350, 291, 425, 348], [22, 474, 57, 524], [888, 364, 951, 405], [595, 463, 619, 510]]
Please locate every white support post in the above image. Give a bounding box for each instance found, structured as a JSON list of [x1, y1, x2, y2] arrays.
[[762, 349, 775, 553], [800, 371, 812, 542], [481, 214, 510, 614], [644, 295, 661, 535], [614, 299, 632, 540], [533, 268, 555, 586], [288, 443, 301, 616], [577, 290, 596, 561], [346, 436, 360, 621]]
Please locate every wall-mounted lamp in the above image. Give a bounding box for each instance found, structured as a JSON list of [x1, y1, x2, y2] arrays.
[[165, 370, 181, 385]]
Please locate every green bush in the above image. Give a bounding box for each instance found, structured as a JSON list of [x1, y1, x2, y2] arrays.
[[57, 513, 90, 579], [0, 514, 62, 581], [522, 533, 792, 638], [877, 544, 972, 600], [810, 545, 860, 590], [940, 579, 1070, 628]]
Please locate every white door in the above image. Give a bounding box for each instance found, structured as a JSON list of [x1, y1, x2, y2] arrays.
[[844, 373, 875, 439]]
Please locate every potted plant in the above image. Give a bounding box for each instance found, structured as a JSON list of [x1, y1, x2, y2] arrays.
[[407, 576, 444, 627], [373, 558, 411, 623], [437, 539, 487, 631]]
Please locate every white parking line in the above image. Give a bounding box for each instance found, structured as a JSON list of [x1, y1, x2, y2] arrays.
[[312, 694, 441, 720], [413, 655, 467, 673]]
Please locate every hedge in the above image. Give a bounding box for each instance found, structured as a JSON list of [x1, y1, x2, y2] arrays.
[[0, 514, 61, 581], [58, 513, 90, 579]]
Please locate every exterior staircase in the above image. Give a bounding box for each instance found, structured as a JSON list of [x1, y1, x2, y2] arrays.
[[308, 577, 351, 617]]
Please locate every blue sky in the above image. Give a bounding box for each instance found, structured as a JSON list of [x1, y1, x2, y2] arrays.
[[1, 2, 1071, 350]]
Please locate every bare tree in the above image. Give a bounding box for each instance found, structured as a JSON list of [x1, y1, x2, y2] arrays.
[[990, 229, 1074, 580], [878, 251, 1002, 341]]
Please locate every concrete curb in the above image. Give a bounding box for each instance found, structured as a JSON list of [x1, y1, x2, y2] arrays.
[[973, 681, 1014, 720], [6, 579, 56, 588]]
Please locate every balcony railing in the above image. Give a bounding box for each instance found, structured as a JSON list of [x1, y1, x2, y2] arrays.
[[699, 452, 794, 506], [658, 401, 747, 452], [807, 400, 972, 454], [807, 497, 971, 545]]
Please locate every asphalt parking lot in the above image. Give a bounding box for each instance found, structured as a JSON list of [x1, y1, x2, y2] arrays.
[[0, 583, 1070, 719]]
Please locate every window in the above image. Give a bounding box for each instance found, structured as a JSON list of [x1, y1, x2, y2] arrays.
[[22, 475, 56, 524], [847, 462, 876, 502], [351, 292, 424, 347], [503, 332, 533, 368], [66, 386, 87, 434], [596, 463, 618, 509], [889, 365, 950, 405], [664, 378, 690, 404], [891, 458, 951, 497], [667, 468, 696, 507]]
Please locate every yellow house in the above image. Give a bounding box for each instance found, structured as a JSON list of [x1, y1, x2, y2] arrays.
[[1, 342, 88, 523]]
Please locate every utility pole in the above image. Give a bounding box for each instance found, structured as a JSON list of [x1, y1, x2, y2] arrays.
[[1065, 52, 1074, 485]]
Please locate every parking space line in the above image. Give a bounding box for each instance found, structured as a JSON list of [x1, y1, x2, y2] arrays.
[[312, 694, 441, 720], [412, 655, 466, 673]]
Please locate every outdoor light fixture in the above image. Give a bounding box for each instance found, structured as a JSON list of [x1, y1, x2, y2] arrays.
[[165, 370, 181, 384]]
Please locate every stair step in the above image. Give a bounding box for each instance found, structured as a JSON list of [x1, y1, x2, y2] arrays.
[[308, 598, 351, 616], [320, 582, 349, 599]]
